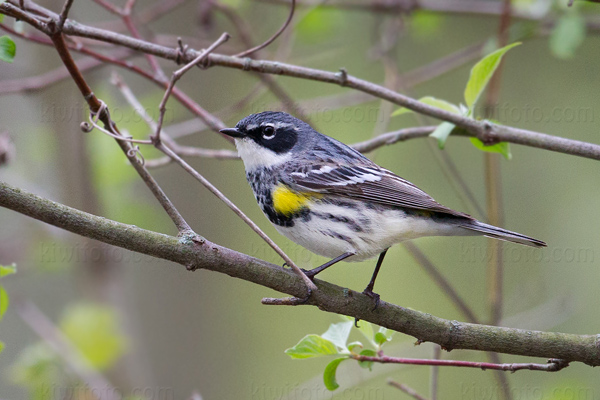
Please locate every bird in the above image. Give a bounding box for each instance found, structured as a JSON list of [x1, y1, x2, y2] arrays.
[[220, 111, 546, 305]]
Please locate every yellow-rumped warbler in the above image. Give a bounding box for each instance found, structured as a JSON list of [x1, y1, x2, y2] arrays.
[[221, 111, 546, 302]]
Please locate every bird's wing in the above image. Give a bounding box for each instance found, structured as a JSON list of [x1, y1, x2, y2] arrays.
[[282, 162, 471, 218]]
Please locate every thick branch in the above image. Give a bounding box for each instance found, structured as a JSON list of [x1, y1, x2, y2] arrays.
[[2, 180, 600, 366]]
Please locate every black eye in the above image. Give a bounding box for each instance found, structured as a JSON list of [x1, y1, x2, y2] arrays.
[[262, 125, 275, 139]]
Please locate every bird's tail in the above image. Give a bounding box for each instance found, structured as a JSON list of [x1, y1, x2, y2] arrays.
[[459, 220, 546, 248]]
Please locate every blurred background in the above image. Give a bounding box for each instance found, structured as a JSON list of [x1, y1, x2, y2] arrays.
[[1, 0, 599, 398]]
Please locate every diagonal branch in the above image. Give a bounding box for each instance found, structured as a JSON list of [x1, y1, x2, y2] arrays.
[[1, 180, 600, 366], [44, 22, 193, 234]]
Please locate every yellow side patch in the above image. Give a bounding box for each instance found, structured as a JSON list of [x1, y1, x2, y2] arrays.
[[272, 185, 321, 216]]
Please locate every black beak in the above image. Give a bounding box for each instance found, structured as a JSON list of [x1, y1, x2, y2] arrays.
[[220, 127, 245, 138]]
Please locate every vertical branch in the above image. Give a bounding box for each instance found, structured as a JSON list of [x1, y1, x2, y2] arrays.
[[484, 0, 512, 327], [430, 345, 441, 400], [483, 1, 513, 400]]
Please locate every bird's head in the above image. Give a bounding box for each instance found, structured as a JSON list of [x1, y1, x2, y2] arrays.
[[221, 111, 314, 171]]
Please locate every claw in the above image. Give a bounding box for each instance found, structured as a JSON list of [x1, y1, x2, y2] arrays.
[[302, 268, 317, 280], [362, 289, 381, 311], [287, 287, 312, 305]]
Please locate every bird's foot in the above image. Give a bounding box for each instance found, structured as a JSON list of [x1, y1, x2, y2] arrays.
[[362, 288, 381, 311], [301, 268, 318, 281]]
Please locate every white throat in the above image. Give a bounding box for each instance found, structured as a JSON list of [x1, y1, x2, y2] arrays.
[[235, 138, 292, 172]]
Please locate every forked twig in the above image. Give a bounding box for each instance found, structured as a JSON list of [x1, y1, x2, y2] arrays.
[[153, 33, 230, 143], [57, 0, 75, 30]]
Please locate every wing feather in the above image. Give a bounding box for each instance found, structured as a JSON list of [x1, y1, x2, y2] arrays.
[[283, 162, 471, 218]]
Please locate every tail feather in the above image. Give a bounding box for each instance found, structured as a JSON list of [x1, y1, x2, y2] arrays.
[[460, 221, 546, 248]]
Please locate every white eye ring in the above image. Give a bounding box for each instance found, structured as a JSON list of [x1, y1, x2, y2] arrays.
[[262, 125, 276, 140]]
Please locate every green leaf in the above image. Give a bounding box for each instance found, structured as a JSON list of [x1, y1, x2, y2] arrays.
[[0, 264, 16, 278], [355, 320, 375, 346], [469, 138, 512, 160], [60, 303, 127, 370], [323, 357, 347, 391], [0, 287, 9, 320], [464, 42, 521, 109], [0, 35, 16, 63], [375, 327, 393, 346], [429, 121, 456, 149], [549, 11, 586, 59], [347, 341, 363, 352], [285, 335, 340, 359], [321, 321, 353, 351], [358, 349, 377, 371], [0, 340, 4, 353], [392, 96, 460, 117]]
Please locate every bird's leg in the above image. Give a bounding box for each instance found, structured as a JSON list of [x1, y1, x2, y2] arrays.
[[303, 252, 355, 280], [362, 249, 389, 310]]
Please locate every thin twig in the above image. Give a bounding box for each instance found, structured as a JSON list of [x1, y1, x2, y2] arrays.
[[404, 242, 479, 323], [353, 354, 570, 372], [92, 0, 123, 16], [351, 126, 436, 152], [120, 0, 166, 80], [0, 53, 121, 94], [56, 0, 74, 30], [234, 0, 295, 57], [154, 142, 317, 295], [213, 0, 310, 121], [388, 379, 429, 400], [430, 345, 441, 400], [261, 296, 309, 305], [123, 0, 137, 14], [154, 33, 230, 142]]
